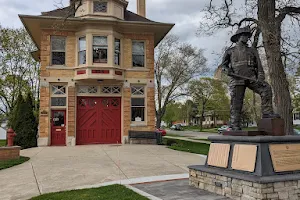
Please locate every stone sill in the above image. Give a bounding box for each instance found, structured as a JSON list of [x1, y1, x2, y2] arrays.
[[127, 68, 150, 72], [130, 123, 147, 127]]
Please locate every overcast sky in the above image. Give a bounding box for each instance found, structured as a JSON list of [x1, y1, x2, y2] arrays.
[[0, 0, 235, 71]]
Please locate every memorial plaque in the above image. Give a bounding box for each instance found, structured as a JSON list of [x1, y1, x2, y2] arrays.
[[207, 143, 230, 168], [269, 144, 300, 172], [231, 144, 257, 172]]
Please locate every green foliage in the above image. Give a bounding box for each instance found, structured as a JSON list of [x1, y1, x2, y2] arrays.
[[0, 140, 6, 147], [0, 156, 30, 171], [30, 185, 149, 200], [0, 27, 39, 122], [13, 92, 38, 149], [188, 78, 230, 129], [162, 102, 182, 126], [163, 138, 210, 155]]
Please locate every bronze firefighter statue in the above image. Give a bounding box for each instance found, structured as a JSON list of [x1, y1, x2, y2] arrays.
[[221, 26, 279, 131]]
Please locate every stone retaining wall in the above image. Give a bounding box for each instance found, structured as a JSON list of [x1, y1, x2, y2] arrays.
[[0, 146, 20, 161], [189, 169, 300, 200]]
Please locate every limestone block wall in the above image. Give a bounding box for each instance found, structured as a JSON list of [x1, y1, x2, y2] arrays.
[[190, 169, 300, 200]]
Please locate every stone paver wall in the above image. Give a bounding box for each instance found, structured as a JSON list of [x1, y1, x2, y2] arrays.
[[190, 169, 300, 200]]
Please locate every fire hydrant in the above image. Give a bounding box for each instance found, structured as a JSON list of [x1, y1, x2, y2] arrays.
[[7, 128, 16, 147]]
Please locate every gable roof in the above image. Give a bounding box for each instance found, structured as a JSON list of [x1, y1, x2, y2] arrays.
[[41, 6, 155, 23]]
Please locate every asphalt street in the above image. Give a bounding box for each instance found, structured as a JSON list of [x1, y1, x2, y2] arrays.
[[166, 130, 218, 139]]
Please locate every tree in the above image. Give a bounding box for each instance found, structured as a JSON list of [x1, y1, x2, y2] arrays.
[[162, 102, 182, 127], [0, 27, 40, 123], [189, 78, 229, 131], [13, 92, 38, 149], [181, 100, 198, 126], [198, 0, 300, 134], [155, 35, 208, 128]]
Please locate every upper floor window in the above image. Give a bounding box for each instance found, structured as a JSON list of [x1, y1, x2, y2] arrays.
[[93, 36, 108, 63], [94, 1, 107, 13], [51, 36, 66, 65], [115, 39, 121, 65], [295, 113, 300, 120], [78, 37, 86, 65], [132, 41, 145, 67]]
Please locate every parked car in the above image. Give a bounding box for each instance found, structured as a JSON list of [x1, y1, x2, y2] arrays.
[[217, 125, 232, 134], [156, 128, 167, 136], [294, 129, 300, 135], [170, 124, 183, 131]]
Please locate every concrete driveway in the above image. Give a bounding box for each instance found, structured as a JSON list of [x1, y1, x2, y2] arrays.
[[0, 145, 205, 200]]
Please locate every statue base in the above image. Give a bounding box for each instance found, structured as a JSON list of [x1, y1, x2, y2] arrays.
[[189, 135, 300, 200], [224, 118, 285, 136]]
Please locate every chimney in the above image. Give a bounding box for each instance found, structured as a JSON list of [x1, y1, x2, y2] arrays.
[[137, 0, 146, 17]]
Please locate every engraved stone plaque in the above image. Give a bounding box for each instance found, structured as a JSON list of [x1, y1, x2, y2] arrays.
[[207, 143, 230, 168], [269, 144, 300, 172], [231, 144, 257, 172]]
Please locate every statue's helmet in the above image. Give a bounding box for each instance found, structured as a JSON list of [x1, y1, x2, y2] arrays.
[[230, 26, 252, 43]]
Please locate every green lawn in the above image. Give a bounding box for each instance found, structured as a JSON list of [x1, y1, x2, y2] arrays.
[[163, 138, 210, 155], [189, 138, 210, 142], [0, 156, 30, 170], [0, 140, 6, 147], [30, 185, 149, 200]]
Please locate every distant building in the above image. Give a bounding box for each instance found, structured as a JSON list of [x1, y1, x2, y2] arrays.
[[0, 127, 6, 140], [294, 112, 300, 125]]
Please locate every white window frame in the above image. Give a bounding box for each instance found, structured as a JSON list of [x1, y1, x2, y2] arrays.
[[78, 37, 87, 65], [132, 40, 146, 68], [50, 36, 66, 66], [50, 84, 67, 108], [131, 85, 146, 123], [93, 36, 108, 64], [93, 1, 108, 13]]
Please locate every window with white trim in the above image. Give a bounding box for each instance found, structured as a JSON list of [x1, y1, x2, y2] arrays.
[[78, 86, 99, 94], [78, 37, 86, 65], [131, 85, 145, 122], [115, 39, 121, 65], [51, 85, 67, 107], [51, 36, 66, 65], [132, 41, 145, 67], [93, 36, 108, 63], [93, 1, 107, 13], [101, 86, 121, 94]]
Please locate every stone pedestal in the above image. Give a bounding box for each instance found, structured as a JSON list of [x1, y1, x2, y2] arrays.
[[189, 136, 300, 200]]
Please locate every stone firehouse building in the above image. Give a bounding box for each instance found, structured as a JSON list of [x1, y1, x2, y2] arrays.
[[20, 0, 174, 146]]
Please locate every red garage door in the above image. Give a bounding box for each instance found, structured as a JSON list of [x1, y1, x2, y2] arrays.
[[76, 97, 121, 145]]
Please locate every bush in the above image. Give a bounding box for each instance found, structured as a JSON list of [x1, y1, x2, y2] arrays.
[[166, 139, 177, 146], [12, 93, 37, 149]]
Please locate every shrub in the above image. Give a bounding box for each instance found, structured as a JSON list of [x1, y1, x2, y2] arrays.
[[166, 139, 177, 146], [12, 93, 37, 149]]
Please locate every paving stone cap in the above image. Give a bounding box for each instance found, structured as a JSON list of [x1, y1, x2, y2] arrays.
[[189, 165, 300, 184], [208, 135, 300, 143], [0, 146, 21, 150]]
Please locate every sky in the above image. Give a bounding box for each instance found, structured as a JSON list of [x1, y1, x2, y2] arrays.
[[0, 0, 235, 72]]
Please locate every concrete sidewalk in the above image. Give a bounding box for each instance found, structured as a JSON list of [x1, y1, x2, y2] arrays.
[[0, 145, 205, 200]]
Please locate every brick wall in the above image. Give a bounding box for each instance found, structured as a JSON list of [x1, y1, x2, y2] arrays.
[[0, 147, 20, 161], [39, 86, 50, 138], [68, 86, 76, 137]]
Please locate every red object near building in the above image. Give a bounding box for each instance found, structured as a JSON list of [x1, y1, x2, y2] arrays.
[[76, 97, 121, 145], [156, 128, 167, 136], [7, 128, 16, 147]]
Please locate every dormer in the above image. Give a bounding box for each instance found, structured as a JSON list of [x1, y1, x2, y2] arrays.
[[74, 0, 128, 20]]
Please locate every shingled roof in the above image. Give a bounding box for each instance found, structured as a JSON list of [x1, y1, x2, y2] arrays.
[[41, 6, 154, 23]]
